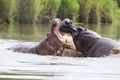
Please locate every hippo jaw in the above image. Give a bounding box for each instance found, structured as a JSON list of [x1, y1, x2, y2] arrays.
[[59, 18, 79, 38], [36, 18, 64, 55], [51, 18, 63, 39]]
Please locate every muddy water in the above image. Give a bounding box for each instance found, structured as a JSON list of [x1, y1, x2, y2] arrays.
[[0, 21, 120, 80]]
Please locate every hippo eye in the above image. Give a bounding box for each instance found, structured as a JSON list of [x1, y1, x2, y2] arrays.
[[69, 21, 72, 25]]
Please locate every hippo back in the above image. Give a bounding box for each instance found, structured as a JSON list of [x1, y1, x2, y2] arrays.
[[73, 28, 120, 57], [8, 44, 37, 53], [88, 38, 118, 57], [73, 29, 101, 55]]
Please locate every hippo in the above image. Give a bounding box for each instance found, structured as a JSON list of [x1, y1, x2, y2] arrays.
[[8, 18, 83, 57], [59, 18, 120, 57]]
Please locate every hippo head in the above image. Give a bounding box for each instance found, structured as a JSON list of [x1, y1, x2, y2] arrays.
[[59, 18, 83, 38]]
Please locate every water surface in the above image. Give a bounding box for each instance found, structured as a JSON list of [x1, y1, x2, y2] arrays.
[[0, 21, 120, 80]]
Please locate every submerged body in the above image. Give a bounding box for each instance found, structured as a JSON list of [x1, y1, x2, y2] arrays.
[[73, 29, 120, 57], [10, 33, 63, 55], [8, 18, 82, 57], [59, 18, 120, 57]]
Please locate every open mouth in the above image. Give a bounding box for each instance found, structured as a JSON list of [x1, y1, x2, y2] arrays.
[[51, 18, 63, 39]]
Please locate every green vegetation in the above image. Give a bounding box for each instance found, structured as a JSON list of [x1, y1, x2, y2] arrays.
[[116, 0, 120, 8], [77, 0, 118, 23], [0, 0, 16, 23], [0, 0, 119, 24], [39, 0, 61, 23], [16, 0, 35, 24], [57, 0, 79, 20]]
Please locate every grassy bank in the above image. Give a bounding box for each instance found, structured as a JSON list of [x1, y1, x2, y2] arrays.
[[0, 0, 119, 24]]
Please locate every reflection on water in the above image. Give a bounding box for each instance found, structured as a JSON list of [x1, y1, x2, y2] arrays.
[[0, 21, 120, 80], [0, 21, 120, 41], [0, 24, 51, 41], [76, 20, 120, 41]]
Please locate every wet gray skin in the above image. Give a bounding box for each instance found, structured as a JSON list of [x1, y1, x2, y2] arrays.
[[59, 18, 120, 57]]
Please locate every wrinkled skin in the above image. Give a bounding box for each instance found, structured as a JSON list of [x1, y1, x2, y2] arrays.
[[59, 18, 120, 57], [8, 18, 82, 57]]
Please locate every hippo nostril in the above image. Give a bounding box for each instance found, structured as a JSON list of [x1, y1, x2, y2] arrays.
[[65, 21, 69, 25], [65, 21, 72, 26], [62, 18, 73, 26], [70, 21, 72, 25]]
